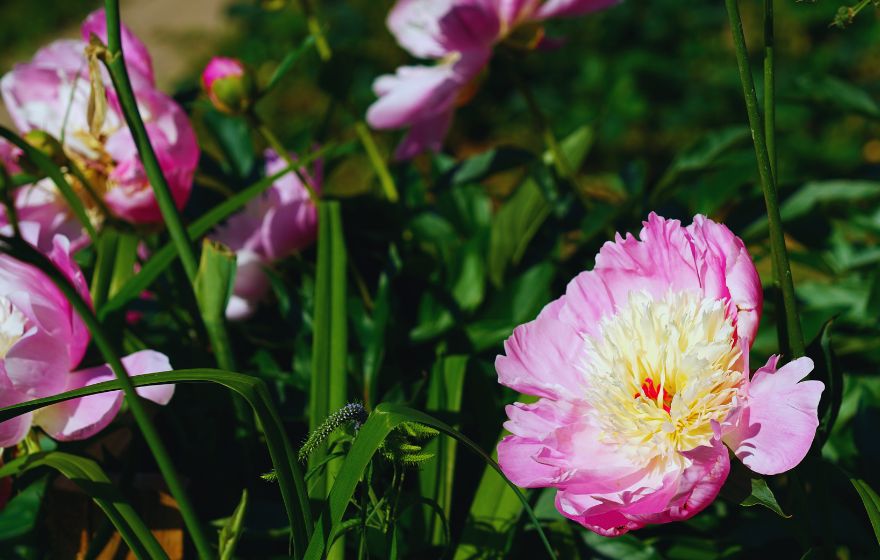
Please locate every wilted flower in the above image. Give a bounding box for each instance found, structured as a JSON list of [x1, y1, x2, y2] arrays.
[[0, 9, 199, 251], [201, 56, 256, 115], [0, 229, 174, 447], [496, 213, 823, 535], [367, 0, 620, 160], [211, 150, 319, 320]]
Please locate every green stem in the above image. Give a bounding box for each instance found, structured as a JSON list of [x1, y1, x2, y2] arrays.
[[297, 0, 332, 61], [763, 0, 776, 177], [252, 117, 320, 203], [100, 0, 198, 284], [0, 235, 212, 560], [0, 164, 21, 238], [354, 122, 399, 203], [725, 0, 805, 358]]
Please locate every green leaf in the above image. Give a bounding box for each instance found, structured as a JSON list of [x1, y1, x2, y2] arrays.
[[0, 476, 47, 541], [851, 478, 880, 546], [0, 126, 97, 241], [310, 201, 349, 505], [203, 110, 256, 179], [542, 124, 595, 171], [794, 74, 880, 120], [807, 320, 843, 448], [487, 178, 551, 287], [219, 489, 248, 560], [444, 147, 534, 187], [420, 355, 467, 545], [652, 126, 750, 202], [0, 370, 313, 559], [581, 531, 663, 560], [303, 403, 556, 560], [0, 452, 167, 559], [780, 180, 880, 221], [740, 478, 789, 518]]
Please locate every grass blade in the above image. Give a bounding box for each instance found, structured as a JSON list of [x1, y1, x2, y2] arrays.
[[852, 479, 880, 546], [303, 403, 557, 560], [0, 369, 313, 557], [420, 355, 467, 545], [0, 451, 168, 559]]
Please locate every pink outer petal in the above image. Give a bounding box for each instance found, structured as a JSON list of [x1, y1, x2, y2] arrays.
[[498, 399, 644, 491], [495, 314, 588, 400], [393, 110, 454, 160], [388, 0, 499, 58], [725, 356, 823, 475], [0, 371, 34, 447], [533, 0, 621, 20], [225, 251, 271, 321], [201, 57, 245, 90], [81, 9, 155, 86], [686, 215, 763, 347], [34, 350, 174, 442]]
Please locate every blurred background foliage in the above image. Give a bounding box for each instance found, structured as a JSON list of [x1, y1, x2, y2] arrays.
[[1, 0, 879, 558]]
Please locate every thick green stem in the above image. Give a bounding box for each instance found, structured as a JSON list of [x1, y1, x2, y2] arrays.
[[297, 0, 332, 61], [99, 2, 221, 556], [354, 122, 398, 203], [725, 0, 805, 358], [99, 2, 198, 284], [0, 235, 212, 560]]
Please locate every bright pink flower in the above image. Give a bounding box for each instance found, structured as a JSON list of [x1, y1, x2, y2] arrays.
[[496, 213, 823, 536], [0, 9, 199, 249], [367, 0, 619, 159], [212, 150, 319, 320], [0, 230, 174, 447], [201, 57, 256, 115]]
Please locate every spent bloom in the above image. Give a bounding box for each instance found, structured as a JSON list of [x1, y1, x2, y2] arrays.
[[201, 56, 256, 115], [211, 150, 319, 320], [496, 213, 823, 535], [367, 0, 619, 160], [0, 9, 199, 251], [0, 228, 174, 447]]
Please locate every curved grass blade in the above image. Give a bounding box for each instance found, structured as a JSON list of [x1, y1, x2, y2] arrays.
[[303, 403, 557, 560], [0, 126, 97, 241], [852, 479, 880, 546], [0, 451, 167, 559], [0, 369, 313, 558]]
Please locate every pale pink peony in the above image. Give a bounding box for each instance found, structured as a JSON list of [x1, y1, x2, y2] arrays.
[[212, 150, 319, 320], [367, 0, 620, 159], [0, 229, 174, 447], [496, 213, 823, 536], [0, 9, 199, 250]]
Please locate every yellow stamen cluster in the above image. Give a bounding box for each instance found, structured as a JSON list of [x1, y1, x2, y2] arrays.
[[582, 291, 743, 470]]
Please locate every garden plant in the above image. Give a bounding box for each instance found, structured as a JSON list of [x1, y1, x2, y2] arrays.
[[0, 0, 878, 558]]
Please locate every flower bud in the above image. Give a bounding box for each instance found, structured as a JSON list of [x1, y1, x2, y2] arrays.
[[201, 57, 256, 115]]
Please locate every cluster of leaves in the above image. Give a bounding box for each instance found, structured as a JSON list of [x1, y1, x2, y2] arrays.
[[0, 0, 877, 559]]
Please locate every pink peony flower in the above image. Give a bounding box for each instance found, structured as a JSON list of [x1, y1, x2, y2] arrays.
[[0, 9, 199, 250], [0, 229, 174, 447], [496, 213, 823, 536], [367, 0, 619, 160], [201, 57, 256, 115], [212, 150, 319, 320]]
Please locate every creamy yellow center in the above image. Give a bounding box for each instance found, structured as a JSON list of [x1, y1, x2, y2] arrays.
[[583, 291, 743, 469], [0, 296, 28, 358]]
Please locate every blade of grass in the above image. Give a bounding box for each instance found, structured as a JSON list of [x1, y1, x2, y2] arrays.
[[851, 479, 880, 546], [310, 200, 348, 559], [0, 369, 313, 558], [420, 355, 467, 545], [303, 403, 557, 560], [0, 451, 168, 559], [0, 234, 212, 559]]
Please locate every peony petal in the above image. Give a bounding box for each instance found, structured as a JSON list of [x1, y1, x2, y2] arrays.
[[81, 9, 155, 86], [388, 0, 499, 58], [34, 350, 175, 442], [393, 110, 454, 160], [726, 356, 823, 475], [0, 373, 33, 448], [533, 0, 621, 20], [495, 314, 588, 400]]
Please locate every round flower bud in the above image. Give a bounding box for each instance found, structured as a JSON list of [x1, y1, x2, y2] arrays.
[[201, 57, 257, 115]]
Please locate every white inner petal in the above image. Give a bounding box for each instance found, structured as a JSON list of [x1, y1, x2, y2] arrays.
[[582, 290, 742, 470]]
